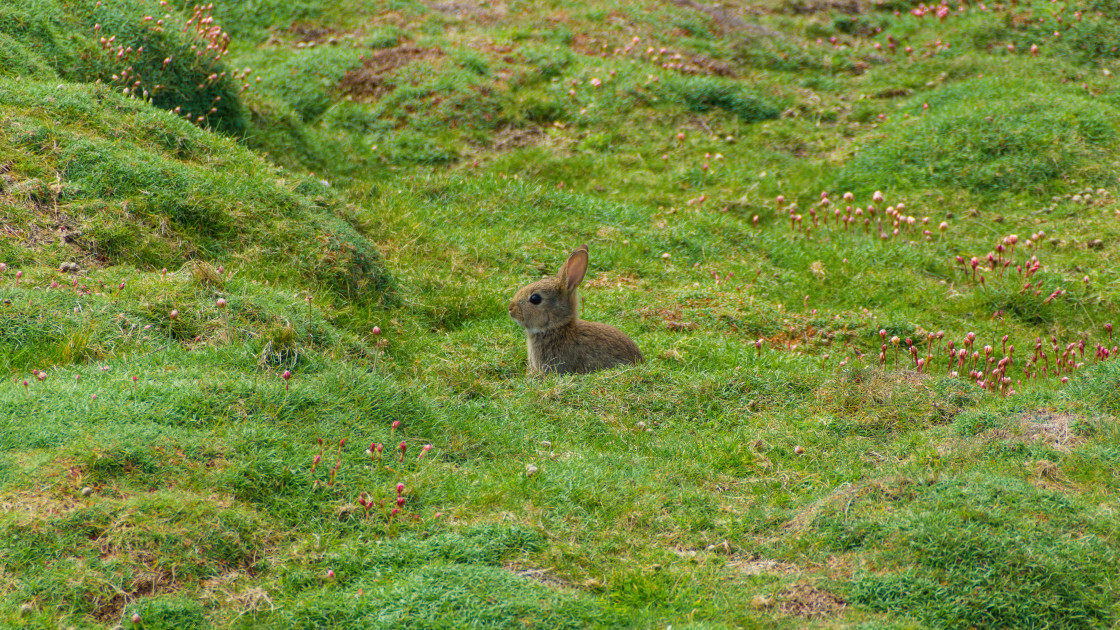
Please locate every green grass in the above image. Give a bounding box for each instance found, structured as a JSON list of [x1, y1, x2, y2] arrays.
[[3, 0, 1120, 628]]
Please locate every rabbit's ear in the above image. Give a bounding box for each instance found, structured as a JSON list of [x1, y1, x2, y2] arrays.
[[559, 245, 589, 294]]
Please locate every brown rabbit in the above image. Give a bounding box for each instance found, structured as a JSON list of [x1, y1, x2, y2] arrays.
[[509, 244, 643, 374]]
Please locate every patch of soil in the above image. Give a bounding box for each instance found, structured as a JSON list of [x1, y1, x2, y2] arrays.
[[288, 22, 339, 44], [636, 306, 699, 331], [93, 594, 125, 622], [426, 0, 508, 23], [337, 46, 444, 101], [873, 87, 914, 99], [131, 569, 177, 597], [491, 125, 545, 150], [775, 583, 847, 618], [782, 0, 863, 15]]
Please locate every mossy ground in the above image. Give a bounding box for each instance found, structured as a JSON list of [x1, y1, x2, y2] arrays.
[[3, 0, 1120, 628]]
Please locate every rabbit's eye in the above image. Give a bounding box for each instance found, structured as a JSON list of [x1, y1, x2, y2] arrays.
[[529, 294, 542, 305]]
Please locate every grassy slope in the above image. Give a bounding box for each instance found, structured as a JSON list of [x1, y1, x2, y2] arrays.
[[3, 0, 1120, 628]]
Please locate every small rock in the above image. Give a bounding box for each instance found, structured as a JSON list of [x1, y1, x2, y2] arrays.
[[81, 487, 93, 497], [525, 464, 539, 476], [1087, 239, 1104, 249], [20, 602, 33, 616]]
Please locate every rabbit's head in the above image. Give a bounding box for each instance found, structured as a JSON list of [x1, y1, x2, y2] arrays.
[[508, 245, 588, 333]]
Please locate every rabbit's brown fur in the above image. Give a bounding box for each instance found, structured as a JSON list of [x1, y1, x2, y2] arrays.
[[509, 245, 643, 374]]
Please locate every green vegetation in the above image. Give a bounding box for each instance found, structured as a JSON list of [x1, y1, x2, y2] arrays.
[[3, 0, 1120, 627]]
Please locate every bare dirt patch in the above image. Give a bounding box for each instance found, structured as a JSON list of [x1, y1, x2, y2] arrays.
[[781, 0, 863, 15], [288, 22, 340, 44], [728, 555, 801, 576], [338, 46, 445, 101], [491, 125, 546, 150], [636, 306, 699, 331]]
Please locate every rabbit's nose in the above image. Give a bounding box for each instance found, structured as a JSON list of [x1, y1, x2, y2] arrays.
[[508, 302, 518, 318]]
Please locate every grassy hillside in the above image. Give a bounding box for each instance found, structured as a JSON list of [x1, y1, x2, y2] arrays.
[[3, 0, 1120, 628]]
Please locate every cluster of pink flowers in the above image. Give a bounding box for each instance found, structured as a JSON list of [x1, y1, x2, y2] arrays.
[[770, 190, 942, 244]]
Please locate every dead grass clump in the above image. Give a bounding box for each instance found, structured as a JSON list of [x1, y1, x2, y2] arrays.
[[775, 583, 847, 617], [755, 582, 847, 618], [1029, 459, 1070, 491], [1019, 412, 1081, 451], [944, 412, 1085, 457], [189, 260, 225, 287], [783, 476, 919, 533], [503, 561, 572, 589], [1, 490, 82, 519]]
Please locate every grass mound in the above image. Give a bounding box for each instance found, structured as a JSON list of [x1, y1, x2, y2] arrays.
[[845, 477, 1120, 628], [271, 526, 616, 629], [0, 0, 247, 133], [837, 77, 1118, 196], [0, 78, 394, 306]]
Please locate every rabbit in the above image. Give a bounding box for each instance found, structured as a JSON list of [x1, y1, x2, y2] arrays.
[[509, 244, 643, 374]]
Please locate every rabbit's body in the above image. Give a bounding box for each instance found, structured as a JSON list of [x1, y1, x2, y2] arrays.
[[509, 245, 642, 374]]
